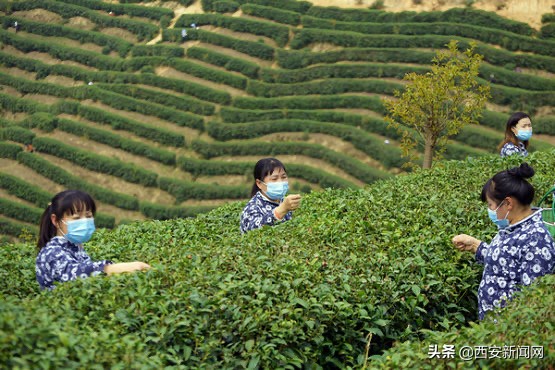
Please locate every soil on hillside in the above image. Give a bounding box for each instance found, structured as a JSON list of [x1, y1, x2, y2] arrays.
[[306, 0, 553, 30]]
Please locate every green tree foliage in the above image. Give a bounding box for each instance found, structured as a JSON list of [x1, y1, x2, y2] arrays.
[[384, 41, 490, 169]]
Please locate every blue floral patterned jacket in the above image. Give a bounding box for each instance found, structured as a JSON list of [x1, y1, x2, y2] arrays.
[[240, 191, 292, 233], [500, 142, 528, 158], [475, 209, 555, 320], [36, 236, 111, 290]]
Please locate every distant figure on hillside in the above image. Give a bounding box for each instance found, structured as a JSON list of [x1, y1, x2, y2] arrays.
[[36, 190, 150, 290], [240, 158, 301, 233], [452, 163, 555, 320], [498, 112, 532, 158], [109, 11, 115, 16], [88, 81, 94, 86], [24, 142, 34, 153], [181, 28, 187, 39], [14, 21, 20, 33]]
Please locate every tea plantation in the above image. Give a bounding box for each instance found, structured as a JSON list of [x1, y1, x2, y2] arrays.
[[1, 149, 554, 368], [1, 0, 555, 241]]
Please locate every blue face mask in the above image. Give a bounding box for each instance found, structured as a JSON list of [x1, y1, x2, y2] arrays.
[[487, 201, 510, 229], [62, 218, 95, 244], [515, 129, 532, 141], [263, 181, 289, 201]]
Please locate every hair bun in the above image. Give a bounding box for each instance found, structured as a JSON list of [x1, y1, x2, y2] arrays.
[[508, 162, 534, 179]]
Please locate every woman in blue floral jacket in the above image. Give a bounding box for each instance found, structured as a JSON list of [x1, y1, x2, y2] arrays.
[[498, 112, 532, 158], [36, 190, 150, 290], [453, 163, 555, 320], [240, 158, 301, 233]]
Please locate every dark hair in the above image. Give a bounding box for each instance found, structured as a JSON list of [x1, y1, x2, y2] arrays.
[[250, 158, 286, 197], [497, 112, 531, 152], [37, 190, 96, 250], [481, 163, 535, 206]]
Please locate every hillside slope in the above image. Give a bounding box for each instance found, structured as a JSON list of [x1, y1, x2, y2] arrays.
[[0, 0, 554, 241]]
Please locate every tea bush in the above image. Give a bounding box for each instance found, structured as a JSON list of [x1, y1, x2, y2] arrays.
[[300, 17, 554, 57], [177, 157, 357, 189], [204, 120, 406, 169], [371, 274, 555, 369], [276, 48, 436, 69], [246, 79, 403, 98], [139, 203, 217, 220], [158, 177, 248, 202], [97, 84, 216, 116], [16, 152, 140, 211], [2, 150, 555, 368], [241, 3, 301, 25], [176, 14, 290, 47], [187, 46, 261, 79], [191, 139, 392, 183], [163, 29, 276, 61], [0, 218, 38, 246], [55, 0, 174, 21], [305, 6, 533, 35], [0, 172, 115, 229], [32, 137, 159, 187], [201, 0, 311, 14], [131, 45, 185, 58], [54, 102, 186, 147], [1, 15, 133, 57], [2, 0, 159, 40], [56, 119, 177, 166], [233, 95, 387, 114]]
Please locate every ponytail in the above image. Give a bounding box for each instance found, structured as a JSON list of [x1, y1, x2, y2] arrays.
[[37, 203, 56, 250]]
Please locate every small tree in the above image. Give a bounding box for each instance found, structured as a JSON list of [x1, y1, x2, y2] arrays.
[[384, 40, 490, 169]]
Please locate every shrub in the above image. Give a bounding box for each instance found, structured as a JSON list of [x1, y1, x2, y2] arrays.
[[97, 84, 216, 116], [305, 6, 533, 35], [240, 4, 301, 25], [191, 140, 391, 184], [53, 102, 186, 148], [4, 0, 159, 40], [16, 152, 139, 210], [0, 141, 23, 160], [213, 0, 240, 13], [372, 274, 555, 368], [1, 15, 133, 57], [233, 95, 387, 114], [177, 157, 357, 189], [276, 48, 436, 69], [131, 45, 184, 58], [158, 177, 248, 202], [5, 152, 555, 367], [140, 202, 217, 220], [0, 173, 115, 229], [186, 46, 260, 79], [0, 126, 35, 144], [32, 137, 159, 187], [57, 119, 177, 165], [0, 217, 38, 241], [204, 120, 406, 168], [163, 29, 275, 61], [246, 79, 403, 98], [175, 14, 290, 47]]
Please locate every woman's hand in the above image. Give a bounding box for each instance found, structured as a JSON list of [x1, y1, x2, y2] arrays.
[[275, 194, 301, 218], [104, 261, 151, 275], [452, 234, 481, 254]]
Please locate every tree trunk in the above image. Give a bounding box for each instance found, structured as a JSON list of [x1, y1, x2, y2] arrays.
[[423, 138, 434, 169]]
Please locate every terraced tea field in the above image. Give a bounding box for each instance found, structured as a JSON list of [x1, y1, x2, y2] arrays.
[[1, 0, 554, 240]]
